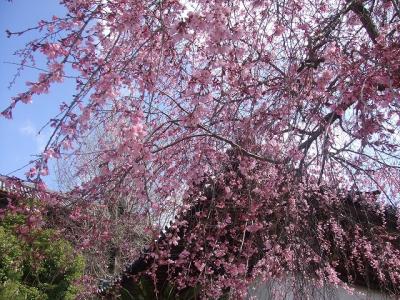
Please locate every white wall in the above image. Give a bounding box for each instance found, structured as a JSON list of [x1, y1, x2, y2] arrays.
[[247, 278, 392, 300]]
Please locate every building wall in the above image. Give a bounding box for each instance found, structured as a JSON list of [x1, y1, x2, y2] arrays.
[[247, 278, 392, 300]]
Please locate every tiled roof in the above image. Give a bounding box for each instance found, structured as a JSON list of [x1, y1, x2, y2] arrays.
[[0, 175, 37, 197]]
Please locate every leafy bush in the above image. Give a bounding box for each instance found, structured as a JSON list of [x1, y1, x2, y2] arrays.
[[0, 212, 85, 300]]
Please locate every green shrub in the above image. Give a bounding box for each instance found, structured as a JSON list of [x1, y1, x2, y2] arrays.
[[0, 213, 85, 300]]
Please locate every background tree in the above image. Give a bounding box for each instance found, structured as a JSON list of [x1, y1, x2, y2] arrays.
[[2, 0, 400, 297], [54, 125, 151, 286]]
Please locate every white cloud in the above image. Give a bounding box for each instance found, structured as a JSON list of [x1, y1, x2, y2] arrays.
[[19, 121, 48, 152], [20, 122, 36, 136]]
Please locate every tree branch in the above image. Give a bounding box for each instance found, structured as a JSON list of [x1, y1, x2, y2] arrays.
[[197, 124, 284, 164], [348, 0, 379, 43]]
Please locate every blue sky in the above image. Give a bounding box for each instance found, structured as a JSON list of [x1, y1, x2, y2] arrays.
[[0, 1, 72, 189]]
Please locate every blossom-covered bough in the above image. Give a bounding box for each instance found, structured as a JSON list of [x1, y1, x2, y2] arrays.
[[102, 155, 399, 299], [2, 0, 400, 298]]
